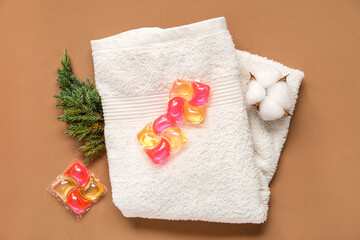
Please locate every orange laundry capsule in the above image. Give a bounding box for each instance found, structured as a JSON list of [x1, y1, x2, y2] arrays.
[[79, 175, 104, 201], [138, 79, 210, 164], [51, 176, 78, 202], [169, 79, 194, 101], [137, 122, 160, 149], [48, 159, 107, 218], [183, 102, 206, 124], [161, 127, 187, 151]]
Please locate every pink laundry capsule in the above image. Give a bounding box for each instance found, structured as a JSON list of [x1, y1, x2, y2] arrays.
[[48, 159, 107, 218], [167, 97, 185, 121], [145, 138, 171, 164], [64, 162, 90, 188], [188, 81, 211, 107], [152, 114, 177, 135], [66, 188, 92, 215]]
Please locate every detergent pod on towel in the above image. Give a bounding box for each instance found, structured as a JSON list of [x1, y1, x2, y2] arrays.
[[137, 79, 210, 165]]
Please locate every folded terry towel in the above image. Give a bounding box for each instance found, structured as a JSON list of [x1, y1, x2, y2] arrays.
[[237, 50, 304, 186], [91, 17, 303, 224], [91, 17, 268, 223]]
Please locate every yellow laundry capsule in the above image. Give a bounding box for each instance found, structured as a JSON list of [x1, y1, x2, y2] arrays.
[[161, 127, 187, 151], [137, 122, 160, 149], [51, 176, 78, 202], [169, 79, 194, 101], [183, 102, 206, 124], [78, 175, 104, 200]]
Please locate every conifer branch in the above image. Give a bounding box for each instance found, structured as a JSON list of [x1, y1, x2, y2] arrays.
[[54, 50, 105, 163]]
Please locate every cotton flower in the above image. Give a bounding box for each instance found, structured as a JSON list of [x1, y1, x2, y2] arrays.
[[258, 97, 285, 121], [246, 70, 295, 121], [246, 78, 266, 105], [267, 81, 295, 111], [254, 70, 281, 88]]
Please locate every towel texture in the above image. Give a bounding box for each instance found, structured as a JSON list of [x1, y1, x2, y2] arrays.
[[91, 17, 303, 224], [237, 50, 304, 186]]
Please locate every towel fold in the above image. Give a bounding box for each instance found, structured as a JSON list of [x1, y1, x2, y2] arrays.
[[237, 50, 304, 186], [91, 17, 303, 224]]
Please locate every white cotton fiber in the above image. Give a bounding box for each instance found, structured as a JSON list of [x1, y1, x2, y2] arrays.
[[258, 97, 285, 121], [267, 82, 295, 111], [245, 69, 296, 121], [254, 69, 281, 88], [246, 80, 266, 105]]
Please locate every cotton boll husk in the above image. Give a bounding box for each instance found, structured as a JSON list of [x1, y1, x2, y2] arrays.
[[267, 82, 295, 111], [246, 80, 266, 105], [258, 97, 285, 121], [254, 70, 281, 88]]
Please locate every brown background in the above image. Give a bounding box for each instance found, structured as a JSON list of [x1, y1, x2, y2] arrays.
[[1, 0, 359, 239]]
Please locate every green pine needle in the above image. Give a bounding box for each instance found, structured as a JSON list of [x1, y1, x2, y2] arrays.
[[54, 50, 105, 163]]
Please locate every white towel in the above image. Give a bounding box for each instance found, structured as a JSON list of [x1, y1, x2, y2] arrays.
[[237, 50, 304, 187], [91, 17, 303, 224]]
